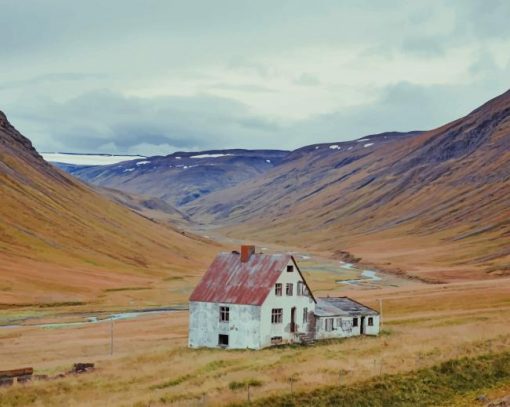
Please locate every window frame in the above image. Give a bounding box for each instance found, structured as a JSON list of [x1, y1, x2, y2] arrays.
[[271, 336, 283, 345], [271, 308, 283, 324], [302, 307, 308, 324], [368, 317, 374, 326], [218, 334, 229, 347], [274, 283, 282, 296], [286, 283, 293, 296], [325, 318, 334, 331], [352, 317, 359, 327], [286, 265, 294, 272], [219, 306, 230, 323]]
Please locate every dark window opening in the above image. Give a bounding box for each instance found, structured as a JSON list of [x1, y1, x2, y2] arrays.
[[368, 317, 374, 326], [271, 336, 282, 345], [325, 318, 334, 331], [275, 283, 282, 296], [219, 306, 229, 322], [353, 317, 358, 327], [218, 334, 229, 347], [303, 307, 308, 324], [271, 308, 283, 324], [287, 265, 294, 272], [286, 283, 293, 296]]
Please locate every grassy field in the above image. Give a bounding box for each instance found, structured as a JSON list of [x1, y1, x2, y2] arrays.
[[233, 351, 510, 406], [1, 274, 509, 406]]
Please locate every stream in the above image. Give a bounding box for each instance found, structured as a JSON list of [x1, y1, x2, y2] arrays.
[[336, 262, 382, 285], [0, 308, 183, 330]]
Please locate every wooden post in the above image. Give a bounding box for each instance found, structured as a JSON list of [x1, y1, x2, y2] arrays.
[[247, 384, 251, 403]]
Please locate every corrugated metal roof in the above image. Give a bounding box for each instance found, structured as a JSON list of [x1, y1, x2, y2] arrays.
[[189, 252, 292, 305], [315, 297, 379, 317]]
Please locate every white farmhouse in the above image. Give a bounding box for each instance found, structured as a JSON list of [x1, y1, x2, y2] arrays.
[[188, 245, 379, 349]]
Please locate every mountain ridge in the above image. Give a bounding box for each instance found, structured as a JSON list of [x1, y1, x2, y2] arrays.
[[0, 111, 219, 306], [183, 90, 510, 281]]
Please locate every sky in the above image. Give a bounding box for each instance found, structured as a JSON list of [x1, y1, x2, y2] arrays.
[[1, 0, 509, 156]]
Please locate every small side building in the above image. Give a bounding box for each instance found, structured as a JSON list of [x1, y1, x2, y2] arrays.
[[188, 245, 380, 349], [314, 297, 380, 340]]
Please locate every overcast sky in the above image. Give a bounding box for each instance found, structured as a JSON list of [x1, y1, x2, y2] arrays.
[[1, 1, 509, 155]]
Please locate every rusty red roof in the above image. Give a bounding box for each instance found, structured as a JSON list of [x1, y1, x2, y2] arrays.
[[189, 252, 292, 305]]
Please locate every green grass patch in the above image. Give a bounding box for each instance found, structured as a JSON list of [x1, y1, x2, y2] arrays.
[[104, 287, 152, 292], [231, 351, 510, 406], [229, 379, 263, 391]]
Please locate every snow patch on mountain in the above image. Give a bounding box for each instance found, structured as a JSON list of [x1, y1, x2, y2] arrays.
[[42, 153, 146, 166], [191, 153, 233, 159]]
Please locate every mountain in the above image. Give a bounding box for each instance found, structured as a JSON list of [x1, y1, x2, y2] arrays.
[[97, 186, 193, 228], [185, 91, 510, 282], [0, 111, 218, 306], [56, 149, 289, 207]]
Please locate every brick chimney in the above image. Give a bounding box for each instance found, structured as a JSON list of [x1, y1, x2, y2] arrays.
[[240, 245, 255, 263]]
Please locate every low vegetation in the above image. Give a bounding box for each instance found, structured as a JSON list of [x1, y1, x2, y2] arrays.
[[1, 269, 509, 406], [229, 379, 263, 391], [233, 351, 510, 406]]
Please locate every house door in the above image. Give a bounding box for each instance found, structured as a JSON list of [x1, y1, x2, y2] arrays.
[[360, 317, 365, 335], [291, 307, 296, 333]]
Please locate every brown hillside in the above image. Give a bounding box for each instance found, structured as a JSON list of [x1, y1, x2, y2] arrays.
[[186, 91, 510, 282], [0, 111, 218, 306]]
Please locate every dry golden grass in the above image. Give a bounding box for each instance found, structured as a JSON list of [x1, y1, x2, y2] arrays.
[[1, 275, 509, 406]]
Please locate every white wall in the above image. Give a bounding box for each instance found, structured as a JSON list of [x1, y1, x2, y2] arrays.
[[315, 315, 379, 340], [260, 259, 316, 347], [363, 315, 380, 336], [188, 301, 261, 349]]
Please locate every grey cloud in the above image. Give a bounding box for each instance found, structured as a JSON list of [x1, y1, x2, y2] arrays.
[[0, 1, 509, 155], [207, 83, 276, 93], [0, 73, 106, 90], [285, 80, 510, 149], [293, 73, 321, 87], [400, 36, 445, 57], [13, 90, 282, 155]]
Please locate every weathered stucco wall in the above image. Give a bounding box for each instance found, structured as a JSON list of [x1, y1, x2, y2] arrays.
[[188, 301, 261, 349], [259, 259, 316, 347], [315, 315, 380, 340], [363, 315, 380, 336]]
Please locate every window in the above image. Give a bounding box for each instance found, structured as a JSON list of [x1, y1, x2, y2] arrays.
[[218, 334, 229, 347], [336, 318, 342, 327], [352, 317, 358, 327], [368, 317, 374, 326], [287, 265, 294, 272], [271, 308, 283, 324], [297, 281, 303, 295], [275, 283, 282, 296], [286, 283, 293, 296], [303, 307, 308, 324], [325, 318, 334, 331], [219, 306, 229, 322], [271, 336, 282, 345]]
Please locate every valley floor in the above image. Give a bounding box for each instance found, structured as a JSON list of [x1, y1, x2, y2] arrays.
[[1, 263, 509, 406]]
